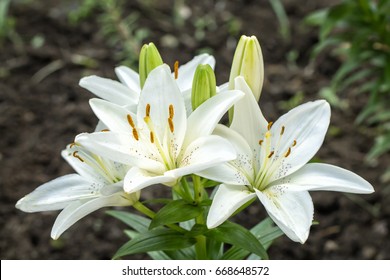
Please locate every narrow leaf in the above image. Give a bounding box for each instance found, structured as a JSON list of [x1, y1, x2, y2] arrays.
[[106, 210, 151, 233]]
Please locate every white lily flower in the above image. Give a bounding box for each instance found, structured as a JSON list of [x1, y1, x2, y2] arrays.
[[15, 144, 139, 239], [76, 64, 244, 193], [198, 77, 374, 243], [79, 53, 216, 114]]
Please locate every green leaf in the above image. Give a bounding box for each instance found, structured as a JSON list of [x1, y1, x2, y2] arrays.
[[149, 199, 203, 229], [106, 210, 151, 233], [205, 221, 269, 260], [113, 228, 196, 259]]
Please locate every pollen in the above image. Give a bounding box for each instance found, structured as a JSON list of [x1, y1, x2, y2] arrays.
[[174, 60, 179, 79], [127, 114, 135, 128], [268, 151, 275, 158], [280, 126, 285, 135], [292, 140, 297, 147], [169, 104, 174, 119], [168, 117, 174, 133], [150, 131, 155, 143], [146, 104, 151, 117], [267, 121, 273, 130], [284, 147, 291, 157], [132, 128, 139, 141], [72, 151, 84, 162], [100, 129, 110, 132]]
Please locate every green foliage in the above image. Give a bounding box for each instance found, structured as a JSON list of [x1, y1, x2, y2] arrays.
[[307, 0, 390, 181]]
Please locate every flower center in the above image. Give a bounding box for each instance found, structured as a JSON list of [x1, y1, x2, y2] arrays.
[[254, 122, 297, 190]]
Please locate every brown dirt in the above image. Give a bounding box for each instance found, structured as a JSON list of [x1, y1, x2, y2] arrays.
[[1, 0, 389, 259]]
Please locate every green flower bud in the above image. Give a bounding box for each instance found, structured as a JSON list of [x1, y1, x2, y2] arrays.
[[191, 64, 217, 110], [229, 35, 264, 101], [139, 42, 163, 89]]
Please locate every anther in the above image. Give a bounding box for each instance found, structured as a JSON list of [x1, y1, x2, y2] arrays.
[[174, 61, 179, 79], [168, 118, 174, 133], [150, 131, 155, 143], [127, 114, 135, 128], [132, 128, 139, 141], [268, 151, 274, 158], [267, 121, 273, 130], [292, 140, 297, 147], [284, 147, 291, 157], [258, 139, 263, 145], [73, 151, 84, 162], [146, 104, 151, 117], [280, 126, 285, 135], [70, 142, 76, 148], [169, 104, 174, 119], [101, 129, 110, 132]]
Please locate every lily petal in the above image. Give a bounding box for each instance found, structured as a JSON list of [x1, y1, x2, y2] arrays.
[[273, 163, 374, 194], [114, 66, 141, 92], [231, 77, 268, 150], [207, 184, 256, 228], [184, 89, 244, 147], [168, 135, 237, 178], [89, 98, 136, 133], [15, 174, 99, 212], [79, 75, 138, 105], [124, 167, 177, 193], [255, 188, 313, 243], [51, 193, 131, 239], [176, 54, 216, 91]]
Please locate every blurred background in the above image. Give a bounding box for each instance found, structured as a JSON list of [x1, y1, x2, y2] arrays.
[[1, 0, 389, 259]]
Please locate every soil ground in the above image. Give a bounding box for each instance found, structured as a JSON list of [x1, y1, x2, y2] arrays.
[[1, 0, 389, 259]]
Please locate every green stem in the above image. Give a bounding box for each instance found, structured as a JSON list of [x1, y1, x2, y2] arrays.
[[192, 174, 203, 204]]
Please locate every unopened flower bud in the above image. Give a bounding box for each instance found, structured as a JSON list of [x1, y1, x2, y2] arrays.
[[229, 35, 264, 101], [191, 64, 216, 110], [139, 42, 163, 89]]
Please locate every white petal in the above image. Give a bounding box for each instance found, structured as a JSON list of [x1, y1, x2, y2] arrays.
[[137, 64, 187, 150], [176, 54, 216, 91], [231, 76, 268, 150], [273, 163, 374, 194], [51, 193, 132, 239], [15, 174, 98, 212], [79, 75, 138, 105], [184, 89, 244, 147], [255, 188, 313, 243], [207, 184, 256, 228], [75, 132, 165, 173], [266, 100, 331, 181], [168, 135, 236, 178], [124, 167, 176, 193], [89, 98, 135, 133], [114, 66, 141, 92]]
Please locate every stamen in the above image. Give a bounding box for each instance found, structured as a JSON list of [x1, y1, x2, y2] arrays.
[[132, 128, 139, 141], [268, 151, 274, 158], [174, 61, 179, 79], [284, 147, 291, 157], [127, 114, 135, 128], [146, 104, 151, 117], [280, 126, 285, 135], [150, 131, 155, 143], [168, 118, 174, 133], [73, 151, 84, 162], [292, 140, 297, 147], [70, 142, 76, 148], [267, 121, 273, 130], [265, 131, 271, 138], [101, 129, 110, 132], [258, 139, 263, 145], [169, 104, 174, 119]]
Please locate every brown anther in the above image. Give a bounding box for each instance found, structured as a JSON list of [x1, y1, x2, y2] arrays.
[[132, 128, 139, 141], [292, 140, 297, 147], [168, 118, 174, 133], [72, 151, 84, 162], [146, 104, 151, 117], [258, 139, 263, 145], [284, 147, 291, 158], [268, 151, 274, 158], [150, 131, 155, 143], [70, 142, 76, 148], [169, 104, 174, 119], [127, 114, 135, 128], [101, 129, 110, 132], [174, 60, 179, 79], [280, 126, 285, 135], [267, 121, 273, 130]]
